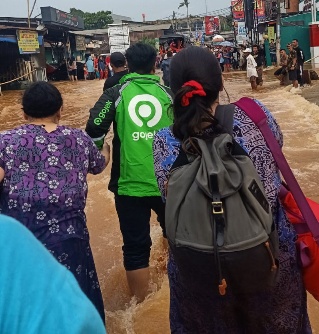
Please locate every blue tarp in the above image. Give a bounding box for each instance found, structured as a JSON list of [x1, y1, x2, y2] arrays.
[[0, 36, 17, 43]]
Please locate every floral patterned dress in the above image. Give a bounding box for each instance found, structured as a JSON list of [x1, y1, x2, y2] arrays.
[[0, 124, 106, 321], [153, 101, 311, 333]]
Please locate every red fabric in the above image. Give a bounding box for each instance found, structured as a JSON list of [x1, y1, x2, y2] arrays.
[[281, 190, 319, 301], [298, 233, 319, 301], [181, 80, 207, 107]]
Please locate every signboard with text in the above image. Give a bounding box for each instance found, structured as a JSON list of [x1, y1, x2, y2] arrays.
[[108, 24, 130, 54], [17, 30, 40, 54], [41, 7, 84, 30], [75, 35, 86, 51], [237, 22, 247, 44], [109, 35, 130, 46], [108, 25, 130, 37]]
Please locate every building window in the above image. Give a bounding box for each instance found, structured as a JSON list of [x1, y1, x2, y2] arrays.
[[284, 0, 290, 9]]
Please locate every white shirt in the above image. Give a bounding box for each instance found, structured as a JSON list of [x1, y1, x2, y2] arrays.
[[246, 54, 258, 78]]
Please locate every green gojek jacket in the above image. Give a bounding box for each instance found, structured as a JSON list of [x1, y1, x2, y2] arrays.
[[85, 73, 173, 197]]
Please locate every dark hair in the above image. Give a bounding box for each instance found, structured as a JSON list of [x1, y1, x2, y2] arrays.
[[252, 44, 259, 49], [125, 42, 157, 74], [69, 56, 75, 66], [292, 38, 298, 42], [280, 48, 286, 52], [167, 50, 173, 58], [22, 81, 63, 118], [170, 46, 223, 141]]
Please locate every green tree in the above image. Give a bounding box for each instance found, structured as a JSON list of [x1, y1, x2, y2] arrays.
[[70, 8, 113, 30], [219, 14, 233, 32], [178, 0, 190, 28], [141, 37, 156, 48]]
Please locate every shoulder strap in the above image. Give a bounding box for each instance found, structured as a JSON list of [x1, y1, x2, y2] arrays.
[[234, 97, 319, 244], [214, 104, 235, 135]]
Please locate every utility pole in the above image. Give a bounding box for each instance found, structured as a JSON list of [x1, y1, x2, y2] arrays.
[[27, 0, 31, 28], [276, 0, 281, 66], [205, 0, 208, 15], [311, 0, 317, 22], [173, 11, 177, 31]]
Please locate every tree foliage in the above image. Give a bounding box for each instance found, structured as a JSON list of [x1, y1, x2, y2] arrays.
[[178, 0, 190, 10], [178, 0, 190, 27], [70, 8, 113, 30], [219, 14, 233, 32], [141, 37, 157, 48]]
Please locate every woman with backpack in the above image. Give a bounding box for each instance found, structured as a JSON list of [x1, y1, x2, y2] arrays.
[[153, 46, 311, 333]]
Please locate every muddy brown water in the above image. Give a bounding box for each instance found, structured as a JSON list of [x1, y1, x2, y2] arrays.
[[0, 74, 318, 333]]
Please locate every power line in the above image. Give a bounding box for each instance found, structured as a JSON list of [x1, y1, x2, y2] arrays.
[[157, 6, 231, 21]]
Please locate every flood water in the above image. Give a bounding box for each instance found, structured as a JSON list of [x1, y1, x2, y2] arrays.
[[0, 72, 318, 333]]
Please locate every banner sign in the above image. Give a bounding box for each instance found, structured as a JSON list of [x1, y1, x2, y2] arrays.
[[204, 16, 220, 35], [268, 26, 275, 40], [232, 0, 265, 22], [237, 22, 247, 44], [255, 0, 266, 21], [232, 0, 244, 22], [17, 30, 40, 54]]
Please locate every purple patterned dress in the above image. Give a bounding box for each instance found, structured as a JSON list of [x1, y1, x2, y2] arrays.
[[0, 124, 106, 321], [153, 101, 312, 333]]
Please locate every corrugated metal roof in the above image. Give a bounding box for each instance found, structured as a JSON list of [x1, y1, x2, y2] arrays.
[[69, 29, 109, 36], [0, 25, 38, 31], [129, 23, 172, 32], [70, 23, 172, 36]]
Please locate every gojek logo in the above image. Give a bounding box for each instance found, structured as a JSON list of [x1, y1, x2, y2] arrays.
[[128, 94, 163, 141]]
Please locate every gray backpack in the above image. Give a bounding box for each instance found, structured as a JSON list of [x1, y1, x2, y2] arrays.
[[165, 105, 279, 296]]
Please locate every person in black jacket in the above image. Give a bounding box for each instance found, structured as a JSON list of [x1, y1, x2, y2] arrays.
[[252, 45, 263, 86], [103, 52, 128, 91], [292, 39, 305, 86]]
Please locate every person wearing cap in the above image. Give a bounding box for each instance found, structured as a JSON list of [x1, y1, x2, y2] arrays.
[[243, 47, 258, 90], [103, 52, 128, 91], [86, 42, 173, 302]]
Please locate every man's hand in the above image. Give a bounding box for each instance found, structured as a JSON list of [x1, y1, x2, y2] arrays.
[[101, 142, 111, 166]]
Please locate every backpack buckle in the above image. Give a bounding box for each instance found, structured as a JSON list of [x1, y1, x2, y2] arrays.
[[212, 202, 224, 214]]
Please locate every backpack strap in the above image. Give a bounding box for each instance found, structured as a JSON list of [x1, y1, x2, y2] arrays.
[[214, 104, 235, 136], [234, 97, 319, 245]]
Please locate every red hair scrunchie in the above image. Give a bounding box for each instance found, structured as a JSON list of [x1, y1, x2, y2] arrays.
[[181, 80, 207, 107]]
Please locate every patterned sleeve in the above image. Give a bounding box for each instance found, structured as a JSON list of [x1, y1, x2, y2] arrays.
[[82, 131, 106, 175], [0, 135, 5, 170], [153, 128, 181, 200]]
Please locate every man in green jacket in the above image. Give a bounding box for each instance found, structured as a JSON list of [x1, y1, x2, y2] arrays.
[[86, 43, 173, 301]]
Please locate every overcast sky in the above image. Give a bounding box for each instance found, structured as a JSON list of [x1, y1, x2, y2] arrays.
[[0, 0, 231, 21]]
